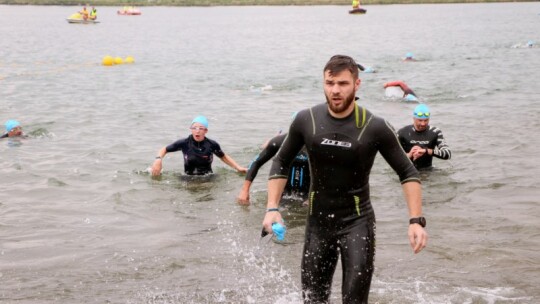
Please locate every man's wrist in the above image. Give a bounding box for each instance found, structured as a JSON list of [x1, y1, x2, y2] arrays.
[[409, 217, 426, 228]]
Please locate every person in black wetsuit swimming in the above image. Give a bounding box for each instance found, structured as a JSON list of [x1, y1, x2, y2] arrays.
[[151, 115, 247, 176], [398, 104, 451, 170], [237, 132, 310, 205], [261, 55, 428, 304]]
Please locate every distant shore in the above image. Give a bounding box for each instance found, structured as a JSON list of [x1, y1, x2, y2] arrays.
[[0, 0, 534, 6]]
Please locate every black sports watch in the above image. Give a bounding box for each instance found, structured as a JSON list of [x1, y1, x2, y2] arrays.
[[409, 217, 426, 228]]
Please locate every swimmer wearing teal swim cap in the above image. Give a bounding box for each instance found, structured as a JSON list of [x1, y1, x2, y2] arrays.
[[404, 52, 416, 61], [1, 120, 23, 139], [397, 104, 452, 170], [151, 115, 247, 176], [405, 94, 418, 102]]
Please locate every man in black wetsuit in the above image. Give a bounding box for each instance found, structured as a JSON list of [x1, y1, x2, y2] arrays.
[[151, 115, 247, 176], [398, 104, 451, 170], [262, 55, 428, 304], [237, 132, 310, 205]]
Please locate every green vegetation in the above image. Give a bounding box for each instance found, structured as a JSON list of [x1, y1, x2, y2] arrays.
[[0, 0, 533, 6]]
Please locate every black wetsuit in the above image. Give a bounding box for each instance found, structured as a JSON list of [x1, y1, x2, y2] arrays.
[[269, 103, 419, 304], [246, 133, 310, 199], [0, 133, 7, 139], [166, 135, 225, 175], [397, 124, 451, 170]]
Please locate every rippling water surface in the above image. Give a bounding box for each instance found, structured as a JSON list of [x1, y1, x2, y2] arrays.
[[1, 3, 539, 303]]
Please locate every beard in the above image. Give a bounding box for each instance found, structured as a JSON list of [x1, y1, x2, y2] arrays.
[[325, 89, 356, 114]]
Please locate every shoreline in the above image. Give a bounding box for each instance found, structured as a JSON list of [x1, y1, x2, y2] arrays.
[[0, 0, 535, 6]]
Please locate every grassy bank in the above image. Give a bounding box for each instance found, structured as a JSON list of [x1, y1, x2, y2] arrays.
[[0, 0, 534, 6]]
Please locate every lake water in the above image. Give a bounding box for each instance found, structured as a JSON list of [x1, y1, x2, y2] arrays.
[[1, 3, 539, 303]]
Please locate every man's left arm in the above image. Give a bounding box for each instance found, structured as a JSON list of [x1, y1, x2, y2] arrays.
[[431, 128, 451, 160], [377, 120, 427, 253], [402, 181, 428, 254], [220, 154, 247, 173]]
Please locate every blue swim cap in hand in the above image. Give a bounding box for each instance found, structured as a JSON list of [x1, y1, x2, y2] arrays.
[[272, 222, 286, 241]]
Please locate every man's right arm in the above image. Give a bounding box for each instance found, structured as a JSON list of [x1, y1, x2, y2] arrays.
[[245, 135, 284, 182], [263, 115, 306, 233]]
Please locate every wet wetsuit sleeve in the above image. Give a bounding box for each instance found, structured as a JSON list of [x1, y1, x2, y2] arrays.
[[165, 138, 187, 153], [377, 120, 420, 184], [210, 140, 226, 158], [397, 127, 410, 153], [245, 134, 285, 182], [269, 117, 305, 180], [432, 128, 451, 160]]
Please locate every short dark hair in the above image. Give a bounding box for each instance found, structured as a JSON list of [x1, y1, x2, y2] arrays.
[[324, 55, 359, 79]]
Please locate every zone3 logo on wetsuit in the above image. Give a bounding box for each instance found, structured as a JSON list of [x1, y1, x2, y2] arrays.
[[320, 138, 352, 148]]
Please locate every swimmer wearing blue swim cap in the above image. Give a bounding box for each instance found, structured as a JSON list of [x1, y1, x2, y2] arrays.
[[151, 115, 247, 176], [405, 94, 418, 102], [1, 120, 23, 139], [398, 104, 452, 170], [404, 52, 416, 61], [364, 66, 375, 73]]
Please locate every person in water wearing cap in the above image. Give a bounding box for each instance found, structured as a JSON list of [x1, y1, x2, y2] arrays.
[[403, 52, 416, 61], [398, 104, 452, 170], [262, 55, 427, 303], [1, 120, 24, 139], [384, 80, 418, 102], [151, 116, 247, 176], [237, 131, 310, 206]]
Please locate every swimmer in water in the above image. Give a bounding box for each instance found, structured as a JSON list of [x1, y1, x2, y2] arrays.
[[398, 104, 452, 170], [151, 115, 247, 176], [403, 52, 417, 61], [384, 80, 418, 102], [237, 131, 310, 205], [1, 120, 24, 139]]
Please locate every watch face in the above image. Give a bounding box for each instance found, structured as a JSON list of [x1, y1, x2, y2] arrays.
[[419, 217, 426, 227]]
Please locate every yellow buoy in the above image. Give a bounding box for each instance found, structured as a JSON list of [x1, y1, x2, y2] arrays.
[[102, 55, 114, 66], [114, 57, 124, 65], [124, 56, 135, 64]]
